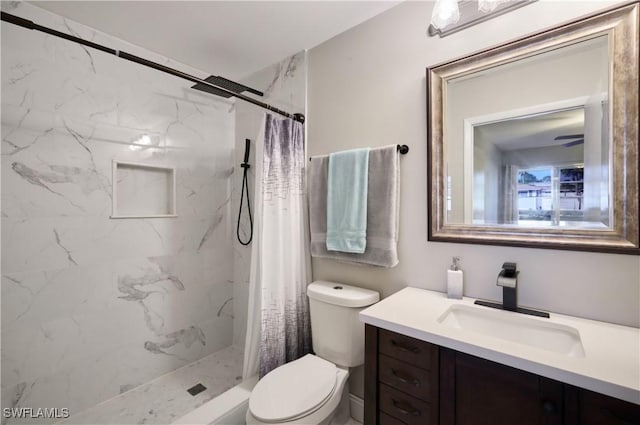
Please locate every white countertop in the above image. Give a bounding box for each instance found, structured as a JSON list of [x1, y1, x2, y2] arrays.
[[359, 287, 640, 405]]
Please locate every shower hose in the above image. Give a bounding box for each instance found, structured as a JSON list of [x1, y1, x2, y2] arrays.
[[237, 138, 253, 245]]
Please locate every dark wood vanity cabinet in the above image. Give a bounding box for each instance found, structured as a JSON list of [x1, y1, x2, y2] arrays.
[[439, 348, 564, 425], [365, 326, 439, 424], [364, 325, 640, 425], [566, 387, 640, 425]]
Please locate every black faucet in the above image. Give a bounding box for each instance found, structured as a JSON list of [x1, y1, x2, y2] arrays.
[[474, 262, 550, 318], [497, 262, 518, 311]]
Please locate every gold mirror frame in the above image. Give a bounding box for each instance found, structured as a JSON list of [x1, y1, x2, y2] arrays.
[[427, 2, 639, 254]]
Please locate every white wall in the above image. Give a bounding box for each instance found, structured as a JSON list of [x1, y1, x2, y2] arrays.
[[308, 0, 639, 396]]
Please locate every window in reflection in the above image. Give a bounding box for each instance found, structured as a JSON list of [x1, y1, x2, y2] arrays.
[[516, 165, 586, 225]]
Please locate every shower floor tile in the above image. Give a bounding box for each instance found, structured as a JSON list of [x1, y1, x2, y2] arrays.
[[58, 345, 243, 425]]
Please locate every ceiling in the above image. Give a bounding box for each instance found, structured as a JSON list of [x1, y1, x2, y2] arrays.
[[475, 107, 585, 151], [31, 1, 402, 80]]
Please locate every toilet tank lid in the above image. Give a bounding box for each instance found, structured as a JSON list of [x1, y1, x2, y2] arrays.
[[307, 281, 380, 307]]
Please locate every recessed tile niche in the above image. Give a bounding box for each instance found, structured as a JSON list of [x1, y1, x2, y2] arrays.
[[112, 160, 177, 218]]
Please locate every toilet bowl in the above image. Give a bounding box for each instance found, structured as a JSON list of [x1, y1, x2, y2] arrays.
[[246, 355, 350, 425], [246, 281, 380, 425]]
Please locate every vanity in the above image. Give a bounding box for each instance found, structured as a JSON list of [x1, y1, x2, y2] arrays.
[[359, 288, 640, 425]]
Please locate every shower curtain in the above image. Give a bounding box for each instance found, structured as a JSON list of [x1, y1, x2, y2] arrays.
[[499, 164, 519, 224], [243, 113, 312, 380]]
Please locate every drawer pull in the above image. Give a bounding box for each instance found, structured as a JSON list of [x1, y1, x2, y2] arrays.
[[541, 400, 557, 416], [390, 340, 420, 353], [391, 398, 421, 417], [390, 368, 420, 386], [601, 408, 637, 425]]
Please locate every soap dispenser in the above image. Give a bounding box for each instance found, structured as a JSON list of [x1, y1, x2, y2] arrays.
[[447, 256, 463, 299]]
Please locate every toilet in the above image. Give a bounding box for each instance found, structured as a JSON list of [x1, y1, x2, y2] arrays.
[[246, 281, 380, 425]]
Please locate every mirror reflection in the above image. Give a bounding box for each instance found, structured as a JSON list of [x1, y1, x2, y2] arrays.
[[469, 106, 610, 228], [444, 35, 610, 230]]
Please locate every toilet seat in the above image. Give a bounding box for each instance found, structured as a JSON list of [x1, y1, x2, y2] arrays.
[[249, 354, 338, 423]]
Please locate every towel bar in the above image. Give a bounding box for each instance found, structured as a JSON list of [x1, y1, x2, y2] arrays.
[[309, 144, 409, 161], [397, 144, 410, 154]]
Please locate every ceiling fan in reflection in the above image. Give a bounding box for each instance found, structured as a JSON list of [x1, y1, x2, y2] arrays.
[[555, 134, 584, 147]]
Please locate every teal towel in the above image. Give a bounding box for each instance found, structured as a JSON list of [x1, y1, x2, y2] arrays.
[[326, 148, 370, 253]]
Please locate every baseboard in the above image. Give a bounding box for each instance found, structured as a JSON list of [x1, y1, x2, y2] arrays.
[[349, 394, 364, 423]]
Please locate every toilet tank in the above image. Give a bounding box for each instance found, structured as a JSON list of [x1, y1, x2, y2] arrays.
[[307, 281, 380, 367]]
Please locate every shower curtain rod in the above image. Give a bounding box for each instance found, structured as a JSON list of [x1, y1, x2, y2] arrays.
[[1, 11, 306, 124]]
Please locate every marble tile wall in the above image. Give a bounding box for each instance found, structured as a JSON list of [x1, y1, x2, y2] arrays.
[[232, 52, 307, 347], [1, 3, 235, 422]]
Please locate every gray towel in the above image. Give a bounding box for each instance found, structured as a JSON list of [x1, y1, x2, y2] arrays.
[[309, 145, 400, 267]]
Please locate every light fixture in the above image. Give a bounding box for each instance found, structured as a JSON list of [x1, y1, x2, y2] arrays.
[[429, 0, 537, 37], [478, 0, 506, 13], [431, 0, 461, 30]]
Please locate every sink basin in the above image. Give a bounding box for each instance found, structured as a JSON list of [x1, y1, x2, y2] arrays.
[[437, 304, 585, 357]]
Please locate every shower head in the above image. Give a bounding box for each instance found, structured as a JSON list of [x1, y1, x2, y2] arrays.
[[191, 75, 263, 98]]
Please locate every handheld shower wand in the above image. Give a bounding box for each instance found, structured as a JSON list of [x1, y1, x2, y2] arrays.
[[237, 139, 253, 245]]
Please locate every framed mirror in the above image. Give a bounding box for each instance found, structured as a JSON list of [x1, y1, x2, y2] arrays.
[[427, 2, 639, 254]]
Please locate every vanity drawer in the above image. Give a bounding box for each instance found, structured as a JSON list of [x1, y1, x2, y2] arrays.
[[379, 329, 434, 370], [380, 412, 408, 425], [379, 354, 432, 401], [379, 383, 433, 425]]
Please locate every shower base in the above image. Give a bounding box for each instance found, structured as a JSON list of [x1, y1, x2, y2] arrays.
[[57, 346, 244, 425]]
